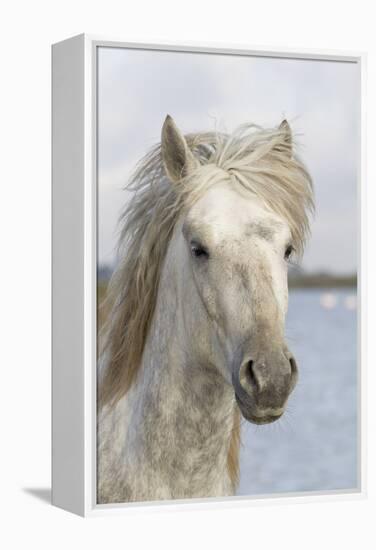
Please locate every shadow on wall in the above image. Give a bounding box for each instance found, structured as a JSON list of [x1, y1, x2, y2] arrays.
[[23, 487, 51, 504]]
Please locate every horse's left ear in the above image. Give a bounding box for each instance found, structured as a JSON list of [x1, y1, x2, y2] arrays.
[[161, 115, 198, 185], [278, 119, 293, 156]]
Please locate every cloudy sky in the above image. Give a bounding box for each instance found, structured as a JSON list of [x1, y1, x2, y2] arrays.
[[97, 46, 360, 274]]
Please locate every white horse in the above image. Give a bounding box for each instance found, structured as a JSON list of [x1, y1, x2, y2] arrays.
[[97, 116, 314, 504]]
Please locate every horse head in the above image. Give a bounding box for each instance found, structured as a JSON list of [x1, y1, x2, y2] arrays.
[[161, 115, 312, 424]]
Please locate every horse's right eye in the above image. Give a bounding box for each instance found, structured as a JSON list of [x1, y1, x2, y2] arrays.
[[190, 242, 209, 259], [284, 244, 294, 261]]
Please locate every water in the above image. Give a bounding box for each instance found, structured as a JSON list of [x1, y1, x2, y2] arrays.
[[237, 289, 358, 495]]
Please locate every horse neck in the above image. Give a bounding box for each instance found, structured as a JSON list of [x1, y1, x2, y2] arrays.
[[126, 231, 238, 496]]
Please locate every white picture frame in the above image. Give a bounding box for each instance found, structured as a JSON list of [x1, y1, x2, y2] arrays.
[[52, 34, 365, 517]]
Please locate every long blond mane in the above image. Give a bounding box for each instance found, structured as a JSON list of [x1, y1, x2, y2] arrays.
[[98, 122, 314, 409]]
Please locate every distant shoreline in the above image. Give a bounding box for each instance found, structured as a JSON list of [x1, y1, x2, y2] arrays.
[[288, 274, 357, 289]]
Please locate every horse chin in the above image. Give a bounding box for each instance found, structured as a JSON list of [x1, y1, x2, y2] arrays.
[[235, 393, 284, 425]]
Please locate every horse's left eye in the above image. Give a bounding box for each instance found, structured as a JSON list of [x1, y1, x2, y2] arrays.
[[284, 244, 294, 261], [191, 242, 209, 259]]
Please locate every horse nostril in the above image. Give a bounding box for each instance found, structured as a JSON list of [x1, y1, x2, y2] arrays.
[[289, 356, 297, 375], [244, 360, 259, 391]]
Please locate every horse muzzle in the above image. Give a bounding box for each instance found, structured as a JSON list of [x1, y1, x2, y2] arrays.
[[232, 350, 298, 425]]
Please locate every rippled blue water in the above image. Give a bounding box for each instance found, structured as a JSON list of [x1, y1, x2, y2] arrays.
[[237, 288, 358, 495]]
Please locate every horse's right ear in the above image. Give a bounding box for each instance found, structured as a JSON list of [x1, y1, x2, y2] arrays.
[[278, 119, 293, 156], [161, 115, 197, 185]]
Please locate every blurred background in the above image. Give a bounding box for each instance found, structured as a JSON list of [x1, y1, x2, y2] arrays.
[[97, 46, 359, 495]]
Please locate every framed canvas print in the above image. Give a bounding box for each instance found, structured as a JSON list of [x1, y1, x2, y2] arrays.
[[52, 34, 365, 516]]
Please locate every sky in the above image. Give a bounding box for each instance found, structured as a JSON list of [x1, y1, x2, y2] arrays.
[[97, 47, 360, 274]]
